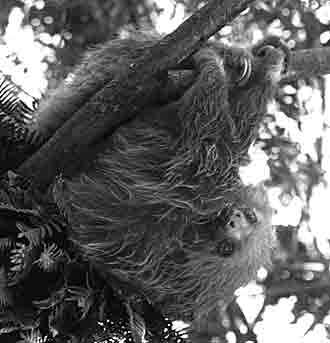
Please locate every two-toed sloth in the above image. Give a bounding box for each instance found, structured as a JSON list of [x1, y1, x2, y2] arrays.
[[42, 35, 289, 330]]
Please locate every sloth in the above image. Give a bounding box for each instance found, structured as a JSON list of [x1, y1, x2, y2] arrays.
[[47, 35, 288, 330]]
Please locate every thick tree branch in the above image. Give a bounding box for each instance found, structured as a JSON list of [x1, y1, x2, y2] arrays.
[[175, 45, 330, 79], [18, 0, 256, 191], [282, 46, 330, 82]]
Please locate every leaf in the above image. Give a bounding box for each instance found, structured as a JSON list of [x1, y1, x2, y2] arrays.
[[18, 329, 45, 343], [35, 243, 63, 271], [0, 267, 12, 307], [0, 237, 12, 252]]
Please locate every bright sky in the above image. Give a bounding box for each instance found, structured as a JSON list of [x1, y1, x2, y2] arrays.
[[1, 1, 330, 342], [154, 0, 185, 33]]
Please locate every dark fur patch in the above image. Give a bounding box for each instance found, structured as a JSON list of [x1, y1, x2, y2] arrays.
[[51, 37, 286, 322]]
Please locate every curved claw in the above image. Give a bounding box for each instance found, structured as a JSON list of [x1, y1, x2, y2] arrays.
[[236, 57, 252, 86]]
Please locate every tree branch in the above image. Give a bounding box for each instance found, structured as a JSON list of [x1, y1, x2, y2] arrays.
[[175, 44, 330, 80], [282, 46, 330, 83], [18, 0, 256, 191]]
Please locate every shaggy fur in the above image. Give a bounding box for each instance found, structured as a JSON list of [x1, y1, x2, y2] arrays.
[[51, 36, 287, 325]]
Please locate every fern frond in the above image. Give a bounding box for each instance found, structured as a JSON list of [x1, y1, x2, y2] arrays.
[[17, 221, 64, 247], [9, 242, 31, 273], [67, 287, 96, 320], [0, 73, 38, 123], [0, 267, 12, 308], [18, 329, 45, 343], [0, 237, 12, 252], [33, 286, 66, 310], [35, 243, 63, 272], [17, 223, 42, 247]]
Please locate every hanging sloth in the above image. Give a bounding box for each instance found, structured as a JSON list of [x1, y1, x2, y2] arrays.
[[2, 34, 289, 335]]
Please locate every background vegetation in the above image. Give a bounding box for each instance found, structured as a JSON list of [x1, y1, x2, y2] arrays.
[[1, 0, 330, 342]]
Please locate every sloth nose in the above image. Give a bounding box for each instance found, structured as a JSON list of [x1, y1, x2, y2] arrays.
[[216, 238, 236, 257]]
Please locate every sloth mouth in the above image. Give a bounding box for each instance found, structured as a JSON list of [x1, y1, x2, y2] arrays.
[[177, 204, 259, 259]]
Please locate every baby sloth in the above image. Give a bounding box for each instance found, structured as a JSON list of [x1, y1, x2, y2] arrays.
[[52, 36, 288, 326]]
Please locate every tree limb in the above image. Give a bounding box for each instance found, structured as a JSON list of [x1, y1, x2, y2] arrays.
[[18, 0, 256, 191], [175, 44, 330, 80], [282, 46, 330, 83]]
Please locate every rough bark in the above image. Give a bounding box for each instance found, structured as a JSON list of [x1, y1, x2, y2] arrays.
[[282, 46, 330, 83]]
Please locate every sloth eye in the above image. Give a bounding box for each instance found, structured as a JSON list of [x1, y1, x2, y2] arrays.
[[216, 239, 236, 257]]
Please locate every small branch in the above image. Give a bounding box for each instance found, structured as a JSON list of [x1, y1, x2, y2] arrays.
[[283, 46, 330, 82], [18, 0, 256, 191], [291, 46, 330, 76], [265, 277, 330, 298]]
